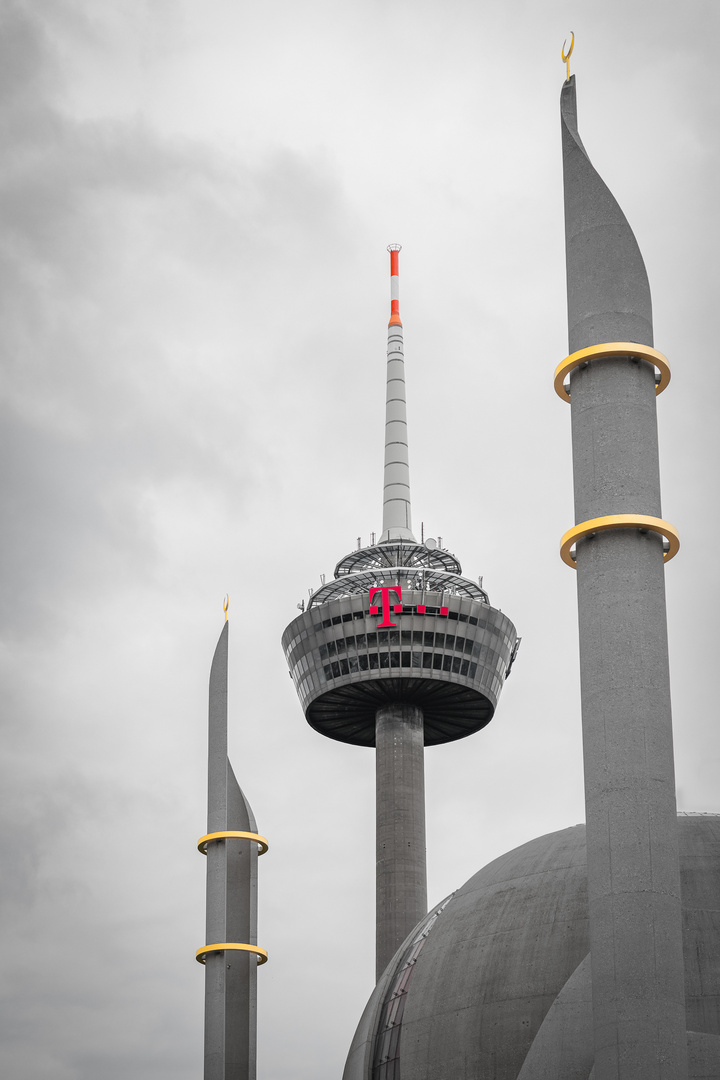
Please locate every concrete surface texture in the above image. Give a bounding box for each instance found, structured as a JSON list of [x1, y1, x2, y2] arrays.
[[562, 76, 688, 1079], [204, 623, 259, 1080], [375, 703, 427, 980], [343, 817, 720, 1080]]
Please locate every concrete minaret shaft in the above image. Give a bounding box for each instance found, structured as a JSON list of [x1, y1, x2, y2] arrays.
[[198, 620, 267, 1080], [380, 245, 415, 544], [559, 75, 687, 1080]]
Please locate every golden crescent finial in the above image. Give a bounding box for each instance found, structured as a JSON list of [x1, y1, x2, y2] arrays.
[[223, 595, 229, 622], [561, 31, 575, 83]]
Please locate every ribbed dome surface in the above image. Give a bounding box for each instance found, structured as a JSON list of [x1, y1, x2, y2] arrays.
[[344, 815, 720, 1080]]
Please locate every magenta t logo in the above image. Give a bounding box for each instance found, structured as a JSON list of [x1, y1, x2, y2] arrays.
[[369, 586, 403, 628]]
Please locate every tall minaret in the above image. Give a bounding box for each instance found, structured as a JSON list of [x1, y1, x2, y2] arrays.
[[196, 614, 268, 1080], [558, 69, 687, 1080], [282, 247, 519, 980]]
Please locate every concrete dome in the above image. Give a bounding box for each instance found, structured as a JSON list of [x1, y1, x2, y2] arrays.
[[344, 815, 720, 1080]]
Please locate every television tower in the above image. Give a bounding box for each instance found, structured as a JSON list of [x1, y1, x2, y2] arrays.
[[558, 66, 687, 1079], [282, 246, 519, 979]]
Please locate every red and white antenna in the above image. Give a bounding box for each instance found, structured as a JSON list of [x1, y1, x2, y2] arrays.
[[388, 243, 402, 327], [380, 244, 415, 543]]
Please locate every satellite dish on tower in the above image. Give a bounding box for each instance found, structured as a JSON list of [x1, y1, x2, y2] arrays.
[[425, 538, 437, 550]]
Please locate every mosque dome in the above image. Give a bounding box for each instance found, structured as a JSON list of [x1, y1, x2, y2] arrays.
[[343, 814, 720, 1080]]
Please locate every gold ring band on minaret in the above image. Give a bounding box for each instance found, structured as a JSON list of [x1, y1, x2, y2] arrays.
[[197, 830, 269, 855], [554, 342, 671, 401], [196, 943, 268, 965], [560, 514, 680, 568]]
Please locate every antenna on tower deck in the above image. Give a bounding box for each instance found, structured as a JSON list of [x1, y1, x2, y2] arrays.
[[380, 244, 416, 544]]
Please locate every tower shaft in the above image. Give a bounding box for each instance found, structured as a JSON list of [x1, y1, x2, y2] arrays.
[[375, 704, 427, 980], [561, 77, 687, 1080]]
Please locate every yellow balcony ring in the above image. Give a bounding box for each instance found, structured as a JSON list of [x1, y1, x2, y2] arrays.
[[554, 342, 670, 401], [198, 830, 268, 856], [196, 942, 268, 965], [560, 514, 680, 568]]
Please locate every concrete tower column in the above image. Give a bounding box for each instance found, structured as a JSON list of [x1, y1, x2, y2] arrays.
[[560, 76, 687, 1080], [375, 704, 427, 980]]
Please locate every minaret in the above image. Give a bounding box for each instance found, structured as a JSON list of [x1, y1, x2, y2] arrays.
[[282, 247, 519, 980], [196, 612, 268, 1080], [558, 69, 687, 1079]]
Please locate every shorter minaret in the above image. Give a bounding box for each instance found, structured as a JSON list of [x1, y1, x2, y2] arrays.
[[196, 607, 268, 1080], [282, 247, 519, 980]]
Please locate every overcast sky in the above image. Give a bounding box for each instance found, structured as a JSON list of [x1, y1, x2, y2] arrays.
[[1, 2, 718, 1078]]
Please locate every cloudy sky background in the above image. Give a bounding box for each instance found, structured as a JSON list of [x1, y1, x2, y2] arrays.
[[1, 1, 718, 1077]]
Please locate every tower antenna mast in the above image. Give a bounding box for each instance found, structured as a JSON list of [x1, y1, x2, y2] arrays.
[[381, 245, 415, 543]]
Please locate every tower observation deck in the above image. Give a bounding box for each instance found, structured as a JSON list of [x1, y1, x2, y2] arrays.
[[282, 247, 519, 977]]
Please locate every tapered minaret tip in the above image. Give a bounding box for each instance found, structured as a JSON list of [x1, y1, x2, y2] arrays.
[[560, 75, 653, 352]]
